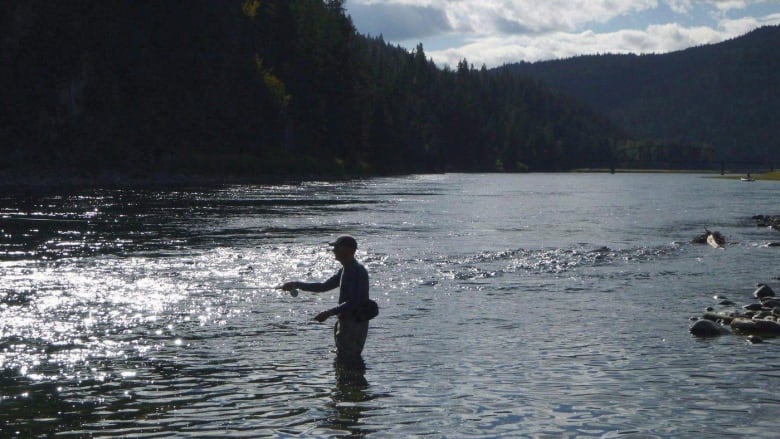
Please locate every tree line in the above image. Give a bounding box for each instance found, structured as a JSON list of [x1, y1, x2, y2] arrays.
[[2, 0, 629, 181]]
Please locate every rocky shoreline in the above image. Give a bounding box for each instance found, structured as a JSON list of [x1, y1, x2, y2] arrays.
[[690, 284, 780, 343]]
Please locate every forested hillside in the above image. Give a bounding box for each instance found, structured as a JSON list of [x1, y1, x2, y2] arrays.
[[503, 25, 780, 166], [1, 0, 624, 182]]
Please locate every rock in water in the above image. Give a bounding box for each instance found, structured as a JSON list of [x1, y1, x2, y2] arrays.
[[706, 234, 722, 248], [690, 319, 730, 337], [760, 298, 780, 308], [694, 229, 725, 247], [753, 284, 775, 300], [731, 317, 780, 335]]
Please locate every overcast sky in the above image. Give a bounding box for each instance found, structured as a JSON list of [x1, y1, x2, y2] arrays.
[[344, 0, 780, 68]]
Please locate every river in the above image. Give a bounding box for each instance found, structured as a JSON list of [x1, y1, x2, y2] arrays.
[[1, 173, 779, 437]]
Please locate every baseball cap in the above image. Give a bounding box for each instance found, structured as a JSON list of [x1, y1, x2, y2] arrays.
[[329, 235, 358, 250]]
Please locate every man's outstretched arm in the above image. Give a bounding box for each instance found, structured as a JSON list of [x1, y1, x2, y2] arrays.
[[281, 271, 341, 293]]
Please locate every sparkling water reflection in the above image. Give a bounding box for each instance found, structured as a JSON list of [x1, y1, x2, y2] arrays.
[[2, 174, 780, 437]]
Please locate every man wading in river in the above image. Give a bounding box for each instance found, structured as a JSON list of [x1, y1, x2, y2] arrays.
[[280, 235, 371, 364]]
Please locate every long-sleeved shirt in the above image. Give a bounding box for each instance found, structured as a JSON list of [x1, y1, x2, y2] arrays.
[[296, 259, 369, 318]]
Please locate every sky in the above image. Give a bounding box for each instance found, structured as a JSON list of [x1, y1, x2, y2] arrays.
[[344, 0, 780, 68]]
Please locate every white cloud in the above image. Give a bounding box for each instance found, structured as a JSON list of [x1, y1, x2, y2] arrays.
[[350, 0, 660, 36], [346, 0, 780, 67], [716, 1, 749, 11], [426, 17, 779, 67], [707, 0, 749, 12], [664, 0, 694, 14], [664, 0, 773, 14], [718, 12, 780, 34], [347, 2, 452, 40]]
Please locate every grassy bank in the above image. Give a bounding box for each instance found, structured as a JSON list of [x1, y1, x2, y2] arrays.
[[712, 171, 780, 181], [575, 168, 721, 174], [755, 171, 780, 180]]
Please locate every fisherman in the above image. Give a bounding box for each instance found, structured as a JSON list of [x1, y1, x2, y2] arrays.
[[281, 235, 370, 363]]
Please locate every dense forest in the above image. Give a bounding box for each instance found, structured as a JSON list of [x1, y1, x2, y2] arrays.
[[0, 0, 624, 182], [503, 25, 780, 167]]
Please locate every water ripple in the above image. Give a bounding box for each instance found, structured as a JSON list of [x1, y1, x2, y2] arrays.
[[3, 175, 780, 437]]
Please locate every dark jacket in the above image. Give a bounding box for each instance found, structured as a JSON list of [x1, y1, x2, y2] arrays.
[[297, 260, 369, 317]]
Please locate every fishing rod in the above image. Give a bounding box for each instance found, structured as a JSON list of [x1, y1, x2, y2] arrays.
[[0, 215, 93, 224], [234, 284, 299, 297]]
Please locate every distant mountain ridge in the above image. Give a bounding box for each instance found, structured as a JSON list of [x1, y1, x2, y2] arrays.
[[501, 25, 780, 165]]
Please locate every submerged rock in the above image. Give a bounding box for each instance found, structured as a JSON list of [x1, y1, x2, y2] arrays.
[[692, 229, 725, 247], [752, 214, 780, 230], [690, 319, 730, 337]]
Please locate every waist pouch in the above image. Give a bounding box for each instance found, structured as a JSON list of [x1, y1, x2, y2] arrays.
[[351, 299, 379, 321]]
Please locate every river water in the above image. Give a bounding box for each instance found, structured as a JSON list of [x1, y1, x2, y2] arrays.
[[1, 173, 779, 438]]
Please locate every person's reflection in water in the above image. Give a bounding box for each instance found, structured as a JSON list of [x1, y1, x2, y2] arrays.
[[334, 356, 368, 389], [324, 356, 372, 435]]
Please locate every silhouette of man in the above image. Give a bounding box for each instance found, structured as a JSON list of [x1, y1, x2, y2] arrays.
[[281, 235, 370, 363]]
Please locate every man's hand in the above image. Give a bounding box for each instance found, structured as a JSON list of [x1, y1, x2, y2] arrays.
[[314, 310, 332, 322]]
